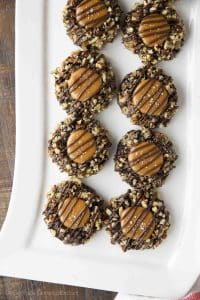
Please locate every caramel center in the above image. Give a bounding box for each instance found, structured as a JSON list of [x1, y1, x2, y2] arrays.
[[58, 197, 90, 229], [120, 206, 155, 240], [139, 13, 170, 47], [68, 67, 102, 102], [133, 79, 168, 116], [76, 0, 108, 28], [128, 141, 164, 177], [67, 129, 97, 164]]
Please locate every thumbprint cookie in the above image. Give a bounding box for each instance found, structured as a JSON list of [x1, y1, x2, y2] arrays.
[[118, 65, 178, 128], [62, 0, 122, 49], [122, 0, 185, 64], [114, 128, 177, 190], [43, 180, 104, 245], [48, 117, 111, 178], [105, 188, 170, 251], [53, 50, 116, 117]]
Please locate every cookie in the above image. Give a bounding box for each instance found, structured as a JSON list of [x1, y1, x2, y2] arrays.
[[105, 189, 170, 251], [53, 50, 116, 117], [43, 180, 104, 245], [48, 117, 111, 178], [118, 65, 178, 128], [122, 1, 185, 64], [114, 128, 177, 190], [62, 0, 122, 49]]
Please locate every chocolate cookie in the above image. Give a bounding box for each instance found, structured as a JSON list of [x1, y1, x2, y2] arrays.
[[118, 65, 178, 128], [62, 0, 122, 49], [48, 117, 111, 178], [114, 128, 177, 190], [53, 50, 116, 117], [105, 189, 170, 251], [43, 180, 104, 245], [122, 1, 185, 64]]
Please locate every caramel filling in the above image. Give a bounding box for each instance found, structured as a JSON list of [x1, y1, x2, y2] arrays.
[[138, 13, 170, 47], [133, 79, 168, 116], [67, 129, 97, 164], [128, 141, 164, 177], [58, 197, 90, 229], [76, 0, 108, 28], [68, 67, 102, 102], [120, 206, 155, 240]]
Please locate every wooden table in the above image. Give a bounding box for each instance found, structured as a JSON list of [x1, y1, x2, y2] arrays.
[[0, 1, 116, 299]]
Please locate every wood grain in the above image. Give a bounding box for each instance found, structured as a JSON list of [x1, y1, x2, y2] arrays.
[[0, 1, 116, 299]]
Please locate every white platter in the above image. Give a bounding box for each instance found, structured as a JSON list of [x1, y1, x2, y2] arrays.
[[0, 0, 200, 298]]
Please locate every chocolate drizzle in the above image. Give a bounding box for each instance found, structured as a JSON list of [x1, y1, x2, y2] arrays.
[[69, 137, 95, 156], [76, 0, 109, 28], [130, 149, 161, 168], [69, 69, 93, 92], [135, 218, 155, 249], [58, 197, 90, 229], [126, 208, 149, 238], [133, 79, 169, 116], [67, 129, 97, 164], [134, 80, 158, 109], [68, 67, 102, 102], [76, 2, 104, 19], [121, 207, 137, 228], [120, 206, 155, 241], [139, 13, 170, 47], [128, 141, 164, 177], [67, 130, 88, 148]]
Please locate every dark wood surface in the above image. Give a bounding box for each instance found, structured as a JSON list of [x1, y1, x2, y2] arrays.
[[0, 1, 116, 299]]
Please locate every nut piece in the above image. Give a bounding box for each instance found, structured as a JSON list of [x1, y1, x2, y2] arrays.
[[76, 0, 108, 28], [67, 129, 97, 164], [68, 67, 102, 102], [128, 141, 164, 176], [133, 79, 169, 116], [58, 197, 90, 229], [120, 206, 155, 240], [139, 13, 170, 47]]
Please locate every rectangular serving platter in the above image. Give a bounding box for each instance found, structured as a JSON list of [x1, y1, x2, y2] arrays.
[[0, 0, 200, 298]]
